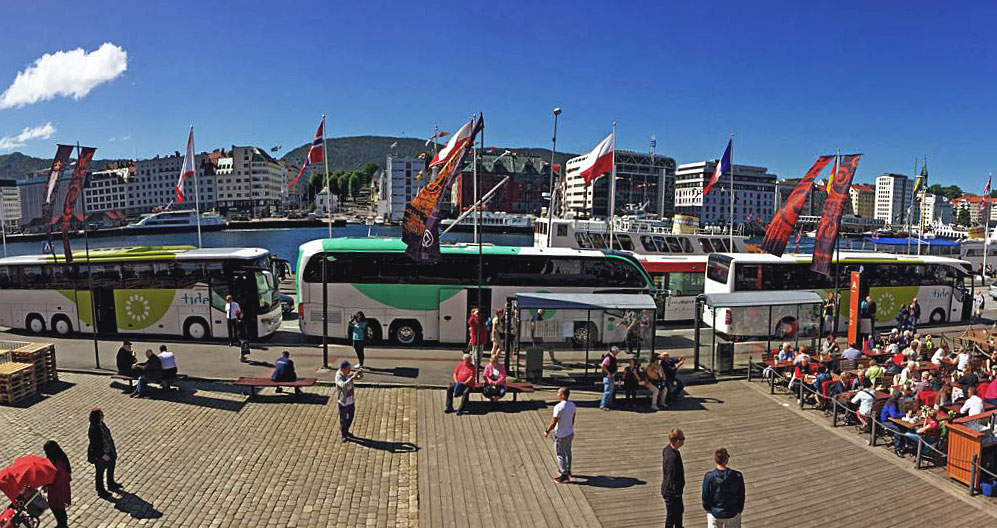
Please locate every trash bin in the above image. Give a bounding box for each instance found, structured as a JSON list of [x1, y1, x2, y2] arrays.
[[525, 347, 543, 379], [717, 342, 734, 374]]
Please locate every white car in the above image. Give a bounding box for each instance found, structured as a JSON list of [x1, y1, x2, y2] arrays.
[[990, 283, 997, 301]]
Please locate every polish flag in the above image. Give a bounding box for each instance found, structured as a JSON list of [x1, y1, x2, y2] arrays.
[[289, 117, 325, 188], [429, 117, 475, 169], [577, 132, 615, 185], [175, 126, 196, 203]]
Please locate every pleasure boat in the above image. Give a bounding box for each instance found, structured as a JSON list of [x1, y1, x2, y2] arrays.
[[124, 210, 227, 233]]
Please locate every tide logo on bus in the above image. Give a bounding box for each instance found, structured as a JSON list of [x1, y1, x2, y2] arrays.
[[181, 292, 211, 305], [114, 290, 176, 330]]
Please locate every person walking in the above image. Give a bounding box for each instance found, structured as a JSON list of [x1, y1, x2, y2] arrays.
[[974, 290, 986, 321], [543, 387, 576, 484], [225, 295, 241, 346], [87, 408, 121, 499], [599, 346, 620, 411], [701, 447, 745, 528], [661, 427, 686, 528], [335, 360, 363, 442], [349, 311, 368, 367], [467, 307, 485, 366], [489, 306, 504, 358], [43, 440, 72, 528]]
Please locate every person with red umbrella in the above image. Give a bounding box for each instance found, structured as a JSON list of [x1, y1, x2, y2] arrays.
[[87, 408, 121, 498], [0, 453, 57, 527], [43, 441, 71, 528]]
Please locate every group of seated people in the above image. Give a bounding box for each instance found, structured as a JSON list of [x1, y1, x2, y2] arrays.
[[115, 340, 178, 398], [620, 351, 684, 411], [444, 353, 508, 415], [777, 331, 997, 458]]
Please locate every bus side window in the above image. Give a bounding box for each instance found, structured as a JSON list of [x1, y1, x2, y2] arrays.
[[0, 266, 10, 288], [23, 266, 45, 289], [175, 262, 206, 289], [48, 265, 73, 289], [90, 264, 123, 288]]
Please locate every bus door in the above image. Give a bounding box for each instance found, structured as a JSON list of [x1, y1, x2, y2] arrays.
[[229, 269, 260, 339], [93, 288, 117, 334], [439, 288, 468, 343], [953, 284, 971, 322]]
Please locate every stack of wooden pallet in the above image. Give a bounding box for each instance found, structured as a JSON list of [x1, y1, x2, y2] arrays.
[[12, 342, 57, 386], [0, 362, 36, 404]]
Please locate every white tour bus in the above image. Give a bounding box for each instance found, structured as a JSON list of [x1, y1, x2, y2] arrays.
[[296, 237, 655, 346], [703, 252, 973, 338], [0, 246, 282, 340]]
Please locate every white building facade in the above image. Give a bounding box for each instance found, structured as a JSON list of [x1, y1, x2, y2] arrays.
[[920, 193, 954, 226], [383, 155, 427, 223], [563, 151, 675, 218], [84, 167, 129, 214], [132, 153, 217, 216], [673, 161, 777, 227], [874, 173, 916, 225]]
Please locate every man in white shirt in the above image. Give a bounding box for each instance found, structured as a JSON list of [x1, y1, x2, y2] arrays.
[[960, 386, 984, 416], [544, 387, 577, 484], [224, 295, 241, 346], [956, 350, 971, 373]]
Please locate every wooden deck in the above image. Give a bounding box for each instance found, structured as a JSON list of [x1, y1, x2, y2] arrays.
[[418, 381, 997, 528]]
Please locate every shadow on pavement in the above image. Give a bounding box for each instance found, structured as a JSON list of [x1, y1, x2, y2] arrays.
[[244, 392, 330, 406], [113, 491, 164, 519], [4, 381, 77, 408], [349, 437, 419, 453], [364, 366, 419, 379], [569, 475, 646, 488]]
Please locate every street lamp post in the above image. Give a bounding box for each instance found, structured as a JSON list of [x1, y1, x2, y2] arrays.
[[545, 108, 561, 247]]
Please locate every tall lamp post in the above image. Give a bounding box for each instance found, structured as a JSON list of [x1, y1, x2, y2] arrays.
[[545, 108, 561, 247]]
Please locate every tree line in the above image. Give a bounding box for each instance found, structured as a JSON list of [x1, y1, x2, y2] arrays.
[[307, 161, 380, 205]]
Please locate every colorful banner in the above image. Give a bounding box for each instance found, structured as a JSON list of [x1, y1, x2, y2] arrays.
[[61, 146, 97, 262], [811, 154, 862, 276], [761, 155, 833, 256], [401, 113, 483, 262], [42, 145, 74, 260]]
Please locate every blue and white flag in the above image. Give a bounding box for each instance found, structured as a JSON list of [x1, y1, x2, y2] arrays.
[[704, 138, 731, 196]]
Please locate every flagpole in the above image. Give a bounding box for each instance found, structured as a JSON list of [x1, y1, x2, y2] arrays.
[[546, 108, 561, 247], [728, 132, 734, 248], [609, 122, 617, 248], [649, 134, 656, 215], [76, 142, 100, 369], [985, 170, 993, 283], [322, 115, 332, 238], [473, 115, 480, 246], [191, 125, 203, 248], [0, 182, 7, 257]]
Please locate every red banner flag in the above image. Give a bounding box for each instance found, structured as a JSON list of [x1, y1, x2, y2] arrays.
[[61, 146, 97, 262], [288, 117, 325, 189], [761, 155, 834, 256], [402, 113, 483, 262], [42, 145, 74, 259], [811, 154, 862, 276]]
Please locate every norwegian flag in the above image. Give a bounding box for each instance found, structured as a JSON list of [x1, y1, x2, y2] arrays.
[[289, 117, 325, 188], [175, 126, 196, 203], [985, 171, 992, 201]]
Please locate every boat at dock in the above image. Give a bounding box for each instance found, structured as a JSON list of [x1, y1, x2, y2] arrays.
[[124, 210, 227, 234]]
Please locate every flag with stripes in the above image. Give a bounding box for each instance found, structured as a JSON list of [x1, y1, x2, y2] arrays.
[[175, 126, 196, 203], [289, 118, 325, 189]]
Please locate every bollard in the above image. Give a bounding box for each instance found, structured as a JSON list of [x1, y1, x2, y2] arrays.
[[832, 399, 838, 427], [799, 382, 805, 409], [769, 371, 775, 395], [869, 418, 877, 446], [747, 357, 753, 382], [915, 439, 923, 469], [970, 454, 978, 496]]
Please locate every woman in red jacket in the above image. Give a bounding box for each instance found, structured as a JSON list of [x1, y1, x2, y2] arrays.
[[44, 440, 72, 528]]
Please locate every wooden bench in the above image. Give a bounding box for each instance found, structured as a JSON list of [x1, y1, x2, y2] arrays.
[[471, 381, 534, 402], [234, 377, 318, 399], [592, 379, 654, 399], [111, 373, 186, 392]]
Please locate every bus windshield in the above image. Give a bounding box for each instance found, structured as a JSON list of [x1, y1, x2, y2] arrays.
[[706, 254, 732, 285], [256, 270, 279, 312]]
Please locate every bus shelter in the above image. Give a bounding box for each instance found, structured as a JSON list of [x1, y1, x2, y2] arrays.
[[694, 290, 824, 376], [503, 293, 657, 380]]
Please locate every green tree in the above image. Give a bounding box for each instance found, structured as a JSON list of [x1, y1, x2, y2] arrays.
[[348, 173, 361, 198], [956, 207, 971, 226], [361, 162, 380, 181], [927, 184, 963, 200]]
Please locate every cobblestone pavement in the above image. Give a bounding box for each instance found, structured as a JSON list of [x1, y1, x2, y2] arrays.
[[1, 374, 417, 528]]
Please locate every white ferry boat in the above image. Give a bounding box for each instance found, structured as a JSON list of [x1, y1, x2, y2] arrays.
[[441, 211, 534, 233], [124, 210, 227, 233]]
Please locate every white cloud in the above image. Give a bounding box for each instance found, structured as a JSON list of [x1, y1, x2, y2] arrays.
[[0, 43, 128, 109], [0, 122, 56, 150], [108, 134, 131, 143]]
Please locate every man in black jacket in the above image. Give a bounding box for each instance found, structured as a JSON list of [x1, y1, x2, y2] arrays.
[[701, 447, 745, 527], [661, 427, 685, 528], [87, 408, 121, 498]]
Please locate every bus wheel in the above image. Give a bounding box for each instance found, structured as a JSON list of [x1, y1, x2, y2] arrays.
[[929, 308, 945, 324], [391, 321, 422, 346], [52, 315, 73, 336], [366, 319, 383, 344], [572, 322, 598, 348], [184, 317, 210, 340], [25, 314, 45, 334]]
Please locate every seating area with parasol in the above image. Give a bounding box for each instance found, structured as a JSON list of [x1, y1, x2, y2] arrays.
[[0, 455, 56, 528]]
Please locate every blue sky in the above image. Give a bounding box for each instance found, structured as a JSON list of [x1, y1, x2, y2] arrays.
[[0, 1, 994, 190]]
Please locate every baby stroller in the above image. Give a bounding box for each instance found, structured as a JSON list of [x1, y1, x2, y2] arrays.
[[0, 455, 56, 528], [1, 487, 47, 528]]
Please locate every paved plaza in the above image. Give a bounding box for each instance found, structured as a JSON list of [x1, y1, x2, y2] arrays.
[[3, 372, 997, 527]]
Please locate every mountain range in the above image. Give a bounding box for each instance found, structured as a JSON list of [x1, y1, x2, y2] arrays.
[[0, 136, 577, 180]]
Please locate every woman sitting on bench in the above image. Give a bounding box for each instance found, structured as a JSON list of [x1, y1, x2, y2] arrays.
[[482, 354, 507, 402]]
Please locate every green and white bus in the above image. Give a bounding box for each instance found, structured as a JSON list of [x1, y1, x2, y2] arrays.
[[296, 237, 654, 345], [703, 252, 973, 338], [0, 246, 282, 340]]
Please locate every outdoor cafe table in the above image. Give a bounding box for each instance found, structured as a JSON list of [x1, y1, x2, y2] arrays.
[[832, 389, 890, 427]]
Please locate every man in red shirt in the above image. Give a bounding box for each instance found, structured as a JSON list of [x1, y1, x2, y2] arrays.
[[445, 354, 477, 415]]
